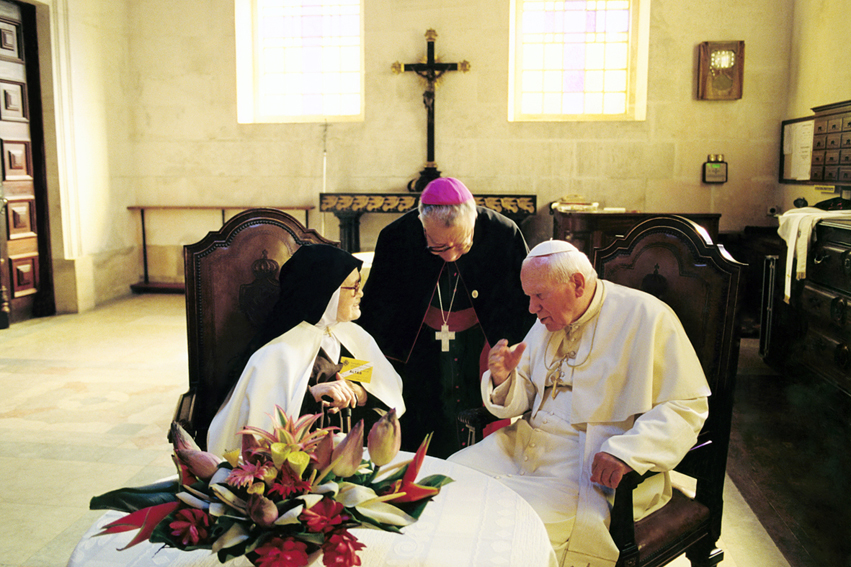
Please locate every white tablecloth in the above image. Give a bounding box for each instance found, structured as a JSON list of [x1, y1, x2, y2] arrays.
[[67, 455, 558, 567]]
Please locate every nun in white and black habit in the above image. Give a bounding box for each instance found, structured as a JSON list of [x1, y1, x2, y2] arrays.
[[206, 244, 405, 456]]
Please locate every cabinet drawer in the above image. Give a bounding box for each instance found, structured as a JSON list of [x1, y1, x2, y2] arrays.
[[801, 328, 851, 395], [808, 242, 851, 293], [841, 167, 851, 183], [841, 150, 851, 165], [817, 222, 851, 247], [825, 167, 840, 181], [800, 283, 851, 329], [828, 118, 844, 133], [842, 132, 851, 149], [826, 150, 841, 165], [814, 135, 827, 150], [827, 134, 843, 149]]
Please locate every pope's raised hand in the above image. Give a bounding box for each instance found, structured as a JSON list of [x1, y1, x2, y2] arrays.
[[488, 339, 527, 386]]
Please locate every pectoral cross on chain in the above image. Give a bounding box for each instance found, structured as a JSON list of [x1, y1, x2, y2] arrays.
[[436, 324, 455, 352], [392, 29, 470, 193]]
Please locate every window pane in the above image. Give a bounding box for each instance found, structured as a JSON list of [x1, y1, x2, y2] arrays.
[[237, 0, 364, 123], [510, 0, 647, 121]]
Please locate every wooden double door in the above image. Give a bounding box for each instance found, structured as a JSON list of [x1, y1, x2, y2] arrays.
[[0, 0, 52, 328]]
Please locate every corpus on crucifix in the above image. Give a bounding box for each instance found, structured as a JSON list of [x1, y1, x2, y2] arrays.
[[392, 29, 470, 193]]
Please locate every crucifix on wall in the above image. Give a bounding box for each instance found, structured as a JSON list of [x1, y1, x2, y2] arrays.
[[392, 29, 470, 193]]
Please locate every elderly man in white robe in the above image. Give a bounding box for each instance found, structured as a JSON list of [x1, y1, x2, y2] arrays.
[[449, 240, 710, 567]]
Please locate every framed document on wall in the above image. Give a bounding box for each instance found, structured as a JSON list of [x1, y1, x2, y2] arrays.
[[779, 115, 815, 184], [697, 41, 744, 100]]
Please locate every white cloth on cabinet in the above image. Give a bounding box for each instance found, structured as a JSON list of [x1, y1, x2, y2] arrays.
[[777, 208, 851, 302]]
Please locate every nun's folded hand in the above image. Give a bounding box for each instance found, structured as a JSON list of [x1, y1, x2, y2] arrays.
[[310, 378, 358, 412]]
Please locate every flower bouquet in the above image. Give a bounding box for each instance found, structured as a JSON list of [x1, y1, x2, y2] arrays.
[[89, 408, 452, 567]]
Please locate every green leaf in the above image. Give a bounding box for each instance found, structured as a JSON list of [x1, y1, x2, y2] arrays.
[[355, 500, 415, 526], [346, 507, 402, 533], [414, 474, 454, 489], [214, 522, 253, 561], [90, 480, 180, 513]]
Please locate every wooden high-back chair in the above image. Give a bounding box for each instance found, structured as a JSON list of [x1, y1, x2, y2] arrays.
[[172, 209, 337, 448], [594, 215, 745, 567]]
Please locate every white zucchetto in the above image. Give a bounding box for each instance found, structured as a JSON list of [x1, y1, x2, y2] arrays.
[[527, 239, 581, 258]]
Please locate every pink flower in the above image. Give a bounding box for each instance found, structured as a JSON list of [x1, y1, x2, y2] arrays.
[[321, 529, 365, 567], [252, 537, 310, 567], [268, 467, 312, 499], [169, 508, 210, 546], [227, 460, 275, 488], [299, 497, 348, 534]]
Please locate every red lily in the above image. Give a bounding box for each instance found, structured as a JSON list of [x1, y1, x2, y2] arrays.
[[95, 501, 180, 549], [381, 433, 439, 504]]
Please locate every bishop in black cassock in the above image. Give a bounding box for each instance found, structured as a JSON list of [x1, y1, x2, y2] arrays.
[[358, 178, 536, 458]]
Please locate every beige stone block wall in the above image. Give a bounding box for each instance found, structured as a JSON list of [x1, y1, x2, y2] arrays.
[[48, 0, 851, 302]]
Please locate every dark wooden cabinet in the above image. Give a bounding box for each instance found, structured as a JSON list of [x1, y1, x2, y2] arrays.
[[810, 101, 851, 185], [765, 219, 851, 396], [794, 219, 851, 395], [551, 211, 721, 258]]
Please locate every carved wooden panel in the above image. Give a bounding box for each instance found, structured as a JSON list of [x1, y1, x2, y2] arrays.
[[2, 140, 31, 180], [7, 198, 35, 239], [319, 192, 537, 217], [0, 81, 26, 121], [0, 21, 19, 61], [11, 254, 37, 297]]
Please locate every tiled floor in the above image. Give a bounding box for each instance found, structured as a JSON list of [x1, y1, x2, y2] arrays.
[[0, 294, 790, 567]]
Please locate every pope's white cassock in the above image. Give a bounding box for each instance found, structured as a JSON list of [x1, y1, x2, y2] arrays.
[[449, 279, 710, 567]]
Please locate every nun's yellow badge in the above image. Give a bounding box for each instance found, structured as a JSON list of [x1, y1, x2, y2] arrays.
[[339, 357, 373, 383]]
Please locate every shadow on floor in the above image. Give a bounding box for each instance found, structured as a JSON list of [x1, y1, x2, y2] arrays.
[[728, 340, 851, 567]]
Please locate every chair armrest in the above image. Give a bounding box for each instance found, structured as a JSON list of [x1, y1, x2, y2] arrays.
[[610, 470, 659, 566]]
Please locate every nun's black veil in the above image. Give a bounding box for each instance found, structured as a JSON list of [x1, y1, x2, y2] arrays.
[[215, 244, 363, 418], [259, 244, 363, 344]]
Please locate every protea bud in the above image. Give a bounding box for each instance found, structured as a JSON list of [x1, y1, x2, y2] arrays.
[[367, 409, 401, 467], [175, 448, 221, 481], [246, 493, 279, 527], [171, 422, 201, 453], [331, 420, 364, 478], [313, 432, 334, 471]]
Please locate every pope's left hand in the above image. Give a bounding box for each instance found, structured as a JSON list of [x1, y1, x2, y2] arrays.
[[590, 452, 633, 489]]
